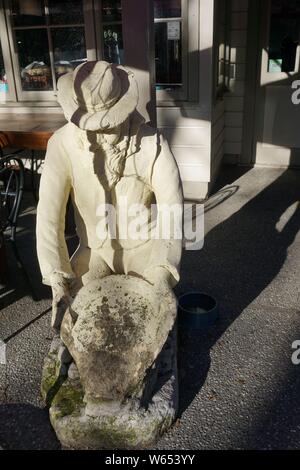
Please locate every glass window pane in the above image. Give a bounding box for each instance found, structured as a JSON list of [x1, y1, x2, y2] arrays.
[[103, 25, 123, 64], [11, 0, 45, 27], [102, 0, 122, 23], [101, 2, 123, 64], [155, 21, 182, 90], [268, 0, 300, 73], [0, 41, 9, 101], [154, 0, 181, 19], [52, 27, 87, 79], [154, 1, 182, 91], [16, 29, 53, 90], [48, 0, 84, 25]]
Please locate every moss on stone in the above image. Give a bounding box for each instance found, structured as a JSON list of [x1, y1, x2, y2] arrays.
[[69, 418, 138, 449], [41, 355, 59, 401], [89, 426, 137, 449], [51, 380, 84, 419], [50, 399, 176, 449], [53, 415, 143, 449]]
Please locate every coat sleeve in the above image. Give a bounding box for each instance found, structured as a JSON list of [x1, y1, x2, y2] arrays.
[[36, 134, 75, 286], [143, 133, 183, 287]]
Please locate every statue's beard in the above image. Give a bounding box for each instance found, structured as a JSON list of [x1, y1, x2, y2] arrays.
[[84, 121, 130, 191], [97, 142, 126, 191]]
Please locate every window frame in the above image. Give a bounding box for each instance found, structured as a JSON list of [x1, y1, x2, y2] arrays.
[[94, 0, 124, 63], [0, 0, 200, 106], [0, 0, 17, 102], [154, 0, 199, 104], [154, 0, 187, 102], [2, 0, 97, 102]]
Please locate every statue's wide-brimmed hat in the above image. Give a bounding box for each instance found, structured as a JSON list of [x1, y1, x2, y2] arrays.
[[57, 60, 138, 131]]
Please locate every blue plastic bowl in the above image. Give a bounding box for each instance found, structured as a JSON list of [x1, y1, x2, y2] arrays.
[[178, 292, 219, 329]]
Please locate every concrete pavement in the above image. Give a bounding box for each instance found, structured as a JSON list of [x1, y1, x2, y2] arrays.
[[1, 165, 300, 449]]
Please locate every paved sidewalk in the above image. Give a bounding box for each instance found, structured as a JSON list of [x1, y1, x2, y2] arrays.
[[1, 166, 300, 450]]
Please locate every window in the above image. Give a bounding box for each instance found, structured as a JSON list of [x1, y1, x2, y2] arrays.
[[0, 0, 199, 104], [0, 5, 16, 102], [0, 40, 8, 102], [154, 0, 183, 92], [154, 0, 199, 103], [101, 0, 123, 64], [268, 0, 300, 73], [4, 0, 90, 99], [214, 0, 230, 97]]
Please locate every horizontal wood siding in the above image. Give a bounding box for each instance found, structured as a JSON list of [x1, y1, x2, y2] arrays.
[[157, 106, 211, 190]]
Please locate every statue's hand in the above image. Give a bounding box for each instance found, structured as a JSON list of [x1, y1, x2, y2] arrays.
[[144, 267, 177, 318], [50, 272, 72, 332], [144, 266, 173, 290]]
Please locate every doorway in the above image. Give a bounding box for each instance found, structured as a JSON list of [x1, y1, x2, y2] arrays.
[[247, 0, 300, 166]]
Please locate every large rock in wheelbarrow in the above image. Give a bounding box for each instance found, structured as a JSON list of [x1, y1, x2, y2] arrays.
[[42, 274, 178, 449]]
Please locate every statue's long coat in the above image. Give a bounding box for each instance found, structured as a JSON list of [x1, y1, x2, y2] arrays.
[[36, 120, 183, 287]]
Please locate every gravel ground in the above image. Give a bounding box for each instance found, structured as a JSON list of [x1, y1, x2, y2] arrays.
[[1, 165, 300, 450]]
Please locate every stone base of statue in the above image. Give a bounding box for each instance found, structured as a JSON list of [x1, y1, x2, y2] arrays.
[[41, 275, 178, 450]]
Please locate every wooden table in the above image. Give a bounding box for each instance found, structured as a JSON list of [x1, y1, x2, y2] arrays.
[[0, 113, 66, 151], [0, 113, 67, 200], [0, 114, 66, 290]]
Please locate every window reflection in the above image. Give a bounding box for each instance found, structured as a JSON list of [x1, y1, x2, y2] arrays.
[[10, 0, 87, 92], [48, 0, 84, 25], [102, 0, 122, 22], [103, 26, 123, 64], [268, 0, 300, 72], [154, 0, 181, 19], [100, 1, 183, 89], [52, 27, 87, 80], [0, 41, 8, 99], [11, 0, 45, 27], [16, 29, 53, 90], [154, 0, 182, 91], [101, 1, 123, 64], [155, 22, 182, 90]]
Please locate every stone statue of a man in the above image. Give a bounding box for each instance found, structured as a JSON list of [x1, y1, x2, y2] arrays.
[[37, 60, 183, 330], [37, 60, 183, 449]]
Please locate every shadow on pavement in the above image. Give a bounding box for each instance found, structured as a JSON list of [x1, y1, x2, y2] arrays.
[[177, 168, 300, 420], [0, 404, 60, 450]]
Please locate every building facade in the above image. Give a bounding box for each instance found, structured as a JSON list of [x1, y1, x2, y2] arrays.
[[0, 0, 300, 200]]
